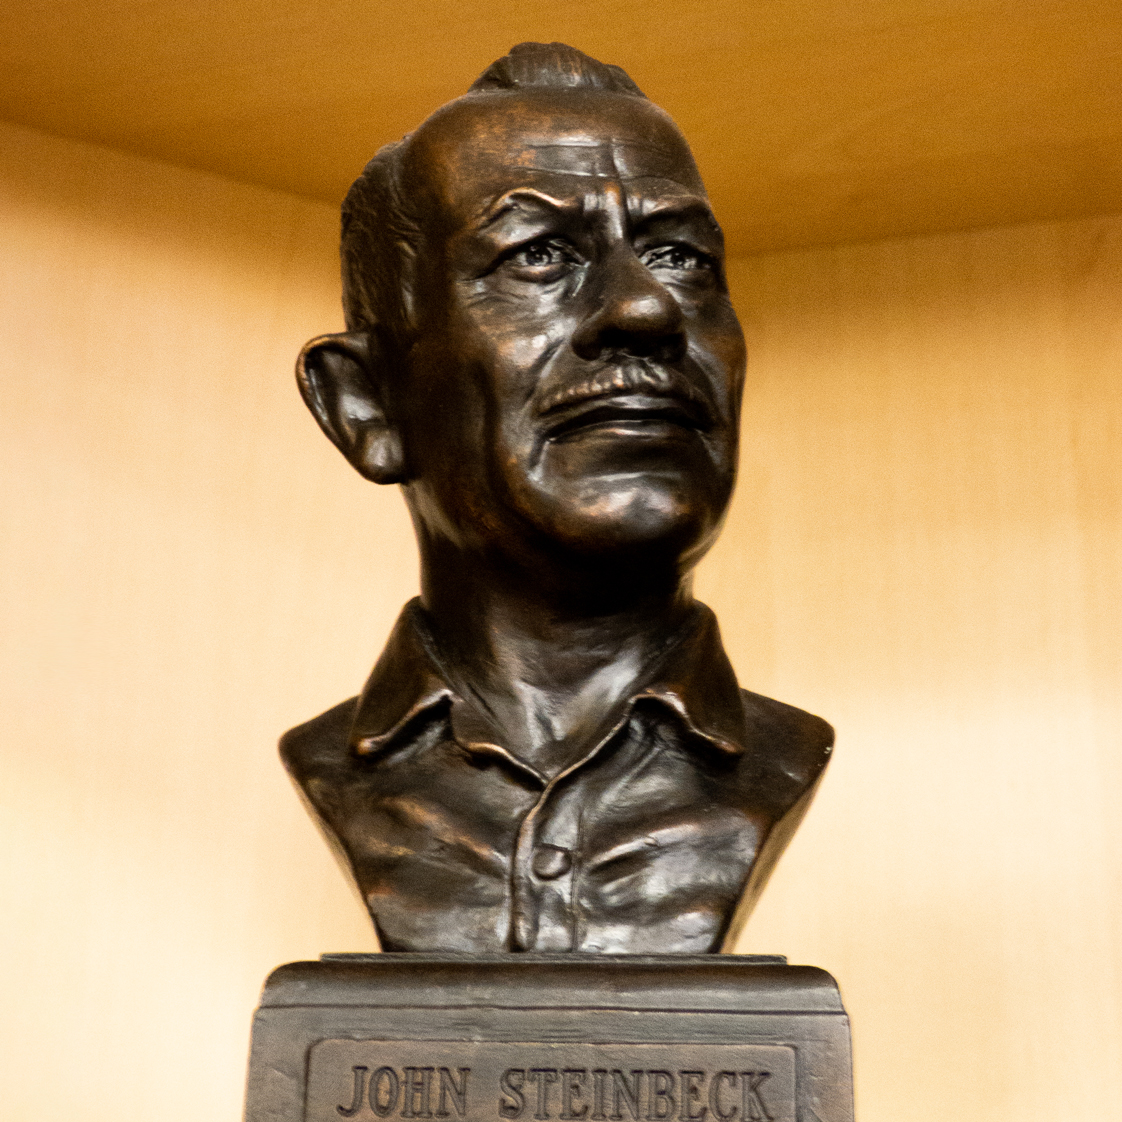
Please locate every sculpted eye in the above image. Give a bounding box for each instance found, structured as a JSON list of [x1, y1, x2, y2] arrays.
[[643, 244, 714, 272], [505, 238, 578, 271]]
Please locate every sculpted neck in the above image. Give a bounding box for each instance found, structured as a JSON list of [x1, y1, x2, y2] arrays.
[[416, 541, 697, 774]]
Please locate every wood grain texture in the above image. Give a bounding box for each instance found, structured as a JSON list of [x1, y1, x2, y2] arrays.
[[0, 120, 399, 1121], [0, 0, 1120, 253], [711, 228, 1122, 1120], [1, 120, 1119, 1121]]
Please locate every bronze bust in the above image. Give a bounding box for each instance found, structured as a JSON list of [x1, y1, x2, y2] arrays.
[[282, 42, 833, 954]]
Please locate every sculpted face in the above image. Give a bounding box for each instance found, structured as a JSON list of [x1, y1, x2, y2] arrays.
[[394, 90, 746, 571]]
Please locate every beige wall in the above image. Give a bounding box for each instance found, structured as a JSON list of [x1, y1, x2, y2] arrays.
[[1, 119, 1118, 1121]]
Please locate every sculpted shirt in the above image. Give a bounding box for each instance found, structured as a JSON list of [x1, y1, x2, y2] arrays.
[[282, 600, 833, 953]]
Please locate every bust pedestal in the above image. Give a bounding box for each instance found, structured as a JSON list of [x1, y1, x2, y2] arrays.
[[245, 955, 853, 1122]]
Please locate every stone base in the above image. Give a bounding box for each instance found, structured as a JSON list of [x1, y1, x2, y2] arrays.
[[245, 954, 853, 1122]]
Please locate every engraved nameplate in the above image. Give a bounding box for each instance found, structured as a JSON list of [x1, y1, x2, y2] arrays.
[[307, 1042, 795, 1122], [245, 957, 853, 1122]]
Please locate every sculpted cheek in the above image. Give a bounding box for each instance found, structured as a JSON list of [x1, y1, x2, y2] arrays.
[[493, 330, 556, 380]]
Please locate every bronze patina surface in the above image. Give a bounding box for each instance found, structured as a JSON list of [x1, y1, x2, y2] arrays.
[[285, 43, 834, 953], [245, 955, 853, 1122]]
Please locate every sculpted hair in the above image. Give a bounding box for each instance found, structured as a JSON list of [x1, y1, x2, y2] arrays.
[[340, 42, 646, 344]]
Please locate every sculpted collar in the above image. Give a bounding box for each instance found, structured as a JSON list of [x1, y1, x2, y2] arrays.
[[349, 599, 751, 778]]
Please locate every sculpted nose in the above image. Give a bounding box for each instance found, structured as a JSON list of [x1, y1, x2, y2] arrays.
[[571, 251, 686, 361]]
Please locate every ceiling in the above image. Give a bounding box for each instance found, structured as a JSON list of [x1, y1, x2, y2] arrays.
[[2, 0, 1120, 255]]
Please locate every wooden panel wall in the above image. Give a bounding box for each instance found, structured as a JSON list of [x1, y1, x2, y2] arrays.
[[0, 120, 392, 1120], [1, 119, 1119, 1121], [714, 234, 1122, 1119]]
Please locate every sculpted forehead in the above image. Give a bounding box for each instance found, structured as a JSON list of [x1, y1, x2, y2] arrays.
[[401, 91, 707, 225]]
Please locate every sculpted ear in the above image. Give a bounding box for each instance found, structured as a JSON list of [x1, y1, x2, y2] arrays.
[[296, 332, 406, 484]]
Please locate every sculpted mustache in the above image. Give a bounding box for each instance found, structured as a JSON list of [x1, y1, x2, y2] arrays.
[[536, 361, 710, 416]]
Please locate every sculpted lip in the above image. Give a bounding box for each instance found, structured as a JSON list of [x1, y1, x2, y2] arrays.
[[539, 361, 679, 414], [542, 392, 711, 442], [537, 362, 715, 442]]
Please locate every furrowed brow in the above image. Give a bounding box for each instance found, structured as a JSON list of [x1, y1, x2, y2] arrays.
[[476, 188, 574, 231], [631, 195, 719, 230]]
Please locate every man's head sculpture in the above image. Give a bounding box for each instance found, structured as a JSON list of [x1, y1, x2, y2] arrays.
[[299, 41, 742, 587], [285, 43, 832, 954]]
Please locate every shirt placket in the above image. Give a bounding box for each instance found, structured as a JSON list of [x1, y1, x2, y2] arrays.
[[508, 710, 638, 952], [510, 776, 582, 950]]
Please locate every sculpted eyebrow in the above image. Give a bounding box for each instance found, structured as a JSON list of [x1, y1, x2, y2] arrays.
[[632, 196, 719, 230], [476, 189, 573, 231]]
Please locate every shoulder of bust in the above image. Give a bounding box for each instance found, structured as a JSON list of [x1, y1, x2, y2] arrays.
[[737, 687, 835, 791], [279, 697, 359, 783]]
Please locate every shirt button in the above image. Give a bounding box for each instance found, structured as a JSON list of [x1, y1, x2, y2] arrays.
[[531, 844, 572, 879]]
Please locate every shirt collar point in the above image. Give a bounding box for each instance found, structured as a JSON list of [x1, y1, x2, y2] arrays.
[[346, 597, 752, 763]]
